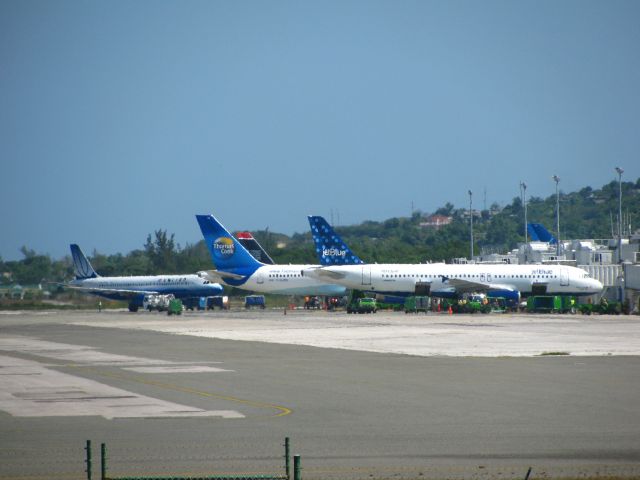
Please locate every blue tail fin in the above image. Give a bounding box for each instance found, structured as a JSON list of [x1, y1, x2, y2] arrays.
[[308, 216, 364, 265], [70, 244, 99, 279], [196, 215, 263, 274], [527, 223, 557, 244]]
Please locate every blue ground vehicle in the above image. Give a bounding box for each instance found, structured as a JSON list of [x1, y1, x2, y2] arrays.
[[207, 295, 229, 310], [245, 295, 266, 309]]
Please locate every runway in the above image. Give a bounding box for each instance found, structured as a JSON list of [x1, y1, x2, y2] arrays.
[[1, 309, 639, 479]]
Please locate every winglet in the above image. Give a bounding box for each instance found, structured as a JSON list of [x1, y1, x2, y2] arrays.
[[70, 244, 100, 280], [308, 216, 364, 265]]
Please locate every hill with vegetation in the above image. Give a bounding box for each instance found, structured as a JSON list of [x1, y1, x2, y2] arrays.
[[2, 177, 639, 286]]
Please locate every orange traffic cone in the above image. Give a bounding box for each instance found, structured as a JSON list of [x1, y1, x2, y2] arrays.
[[448, 305, 453, 315]]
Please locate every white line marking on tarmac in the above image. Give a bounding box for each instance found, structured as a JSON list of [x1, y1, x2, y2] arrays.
[[0, 355, 244, 419], [0, 335, 229, 370], [123, 365, 233, 373], [0, 335, 172, 365]]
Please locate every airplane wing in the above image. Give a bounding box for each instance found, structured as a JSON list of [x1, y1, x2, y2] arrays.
[[440, 277, 517, 294], [64, 285, 160, 297], [303, 267, 348, 280], [197, 270, 246, 282]]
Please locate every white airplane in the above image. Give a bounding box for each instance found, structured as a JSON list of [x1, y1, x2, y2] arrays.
[[196, 214, 346, 296], [67, 244, 224, 312], [304, 216, 603, 302]]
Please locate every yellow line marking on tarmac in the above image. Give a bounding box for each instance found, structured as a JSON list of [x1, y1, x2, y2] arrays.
[[67, 365, 292, 417]]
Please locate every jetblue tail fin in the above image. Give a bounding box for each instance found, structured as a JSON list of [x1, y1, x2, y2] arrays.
[[196, 215, 263, 273], [236, 232, 275, 265], [70, 244, 99, 279], [308, 216, 364, 265], [527, 223, 557, 244]]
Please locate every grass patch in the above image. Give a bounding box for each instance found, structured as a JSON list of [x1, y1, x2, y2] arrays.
[[539, 351, 570, 356]]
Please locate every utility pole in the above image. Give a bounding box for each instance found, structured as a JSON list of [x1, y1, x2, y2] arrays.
[[468, 190, 474, 260], [615, 167, 624, 262], [520, 181, 527, 243], [552, 175, 560, 257]]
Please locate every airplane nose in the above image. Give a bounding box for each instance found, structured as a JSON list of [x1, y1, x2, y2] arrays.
[[593, 279, 603, 292]]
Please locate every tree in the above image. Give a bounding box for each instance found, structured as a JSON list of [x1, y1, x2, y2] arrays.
[[144, 230, 178, 273], [435, 202, 454, 216]]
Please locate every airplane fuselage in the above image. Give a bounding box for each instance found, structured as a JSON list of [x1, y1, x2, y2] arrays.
[[217, 264, 347, 296], [308, 263, 602, 297], [70, 274, 222, 301]]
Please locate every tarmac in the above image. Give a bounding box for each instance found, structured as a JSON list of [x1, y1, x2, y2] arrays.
[[67, 308, 640, 357], [1, 309, 639, 479]]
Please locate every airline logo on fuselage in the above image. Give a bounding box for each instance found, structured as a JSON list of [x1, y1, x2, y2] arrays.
[[323, 248, 346, 258], [212, 237, 235, 260], [531, 268, 553, 275]]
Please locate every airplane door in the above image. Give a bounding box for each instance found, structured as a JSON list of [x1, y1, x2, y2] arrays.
[[560, 268, 569, 286], [257, 272, 264, 284], [486, 273, 492, 283], [480, 273, 486, 282], [362, 265, 371, 286]]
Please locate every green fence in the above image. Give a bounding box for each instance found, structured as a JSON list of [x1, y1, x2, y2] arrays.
[[85, 438, 299, 480]]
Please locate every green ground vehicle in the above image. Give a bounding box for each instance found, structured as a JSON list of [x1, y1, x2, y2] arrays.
[[526, 296, 576, 313], [167, 298, 183, 316], [347, 297, 377, 314], [404, 296, 430, 313], [440, 296, 490, 314], [578, 299, 622, 315], [489, 297, 508, 313], [464, 295, 491, 314], [449, 294, 490, 314]]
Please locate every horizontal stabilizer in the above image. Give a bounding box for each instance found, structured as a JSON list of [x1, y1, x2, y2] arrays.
[[197, 270, 246, 282]]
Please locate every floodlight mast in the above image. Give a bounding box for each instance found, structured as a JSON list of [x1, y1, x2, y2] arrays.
[[520, 181, 527, 243], [468, 190, 473, 260], [615, 167, 624, 262], [552, 175, 560, 257]]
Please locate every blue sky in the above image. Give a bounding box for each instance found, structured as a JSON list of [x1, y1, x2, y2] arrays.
[[1, 1, 639, 261]]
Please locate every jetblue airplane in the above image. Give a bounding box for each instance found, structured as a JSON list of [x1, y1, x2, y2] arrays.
[[67, 244, 224, 311], [305, 216, 603, 301], [196, 215, 346, 296], [527, 223, 557, 244]]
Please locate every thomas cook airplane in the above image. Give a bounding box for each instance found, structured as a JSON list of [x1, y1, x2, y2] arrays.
[[67, 244, 224, 311], [304, 216, 603, 302], [196, 214, 346, 296]]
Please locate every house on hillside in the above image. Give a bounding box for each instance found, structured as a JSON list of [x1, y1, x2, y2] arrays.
[[420, 215, 452, 230]]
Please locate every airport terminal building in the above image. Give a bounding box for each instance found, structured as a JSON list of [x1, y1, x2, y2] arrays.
[[473, 229, 640, 312]]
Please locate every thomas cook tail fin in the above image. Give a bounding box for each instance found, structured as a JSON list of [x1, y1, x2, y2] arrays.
[[70, 244, 100, 279], [196, 215, 263, 273], [308, 215, 364, 265]]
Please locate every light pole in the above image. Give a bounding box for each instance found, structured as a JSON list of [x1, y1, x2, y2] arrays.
[[520, 181, 528, 243], [468, 190, 473, 260], [552, 175, 560, 257], [615, 167, 624, 263]]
